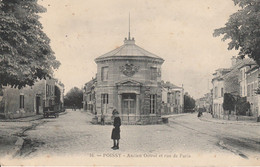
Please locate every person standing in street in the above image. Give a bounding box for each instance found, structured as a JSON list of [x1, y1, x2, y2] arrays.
[[101, 113, 105, 125], [111, 109, 121, 150]]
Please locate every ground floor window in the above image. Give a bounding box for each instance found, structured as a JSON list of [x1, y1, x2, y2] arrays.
[[88, 104, 93, 111], [150, 94, 157, 114], [101, 94, 108, 104], [101, 94, 108, 113]]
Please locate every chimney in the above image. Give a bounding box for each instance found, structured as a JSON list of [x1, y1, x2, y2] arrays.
[[124, 37, 135, 45]]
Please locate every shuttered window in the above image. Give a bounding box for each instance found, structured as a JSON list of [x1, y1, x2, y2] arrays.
[[20, 95, 24, 109], [150, 94, 157, 114]]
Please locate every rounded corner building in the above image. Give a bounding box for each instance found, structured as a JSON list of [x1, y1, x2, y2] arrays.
[[93, 35, 164, 124]]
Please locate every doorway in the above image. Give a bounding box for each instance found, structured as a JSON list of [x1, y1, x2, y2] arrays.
[[36, 96, 40, 114], [122, 93, 136, 122]]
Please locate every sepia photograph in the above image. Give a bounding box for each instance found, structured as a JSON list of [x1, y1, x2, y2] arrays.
[[0, 0, 260, 166]]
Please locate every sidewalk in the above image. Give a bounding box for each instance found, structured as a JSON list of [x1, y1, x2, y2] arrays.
[[0, 111, 67, 122], [0, 111, 68, 157], [199, 112, 260, 126], [0, 114, 43, 122], [162, 113, 190, 118]]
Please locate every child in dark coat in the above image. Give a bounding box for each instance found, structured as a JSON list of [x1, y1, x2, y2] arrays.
[[111, 110, 121, 150]]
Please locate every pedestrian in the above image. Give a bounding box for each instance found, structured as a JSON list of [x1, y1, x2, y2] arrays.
[[197, 110, 202, 117], [101, 113, 105, 125], [111, 110, 121, 150]]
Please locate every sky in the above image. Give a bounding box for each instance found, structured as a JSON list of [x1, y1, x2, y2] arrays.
[[38, 0, 239, 99]]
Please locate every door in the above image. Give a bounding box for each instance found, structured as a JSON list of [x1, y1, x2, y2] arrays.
[[122, 94, 136, 122], [101, 94, 108, 114], [36, 96, 40, 114]]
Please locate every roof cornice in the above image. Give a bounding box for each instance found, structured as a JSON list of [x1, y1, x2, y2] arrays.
[[95, 56, 164, 64]]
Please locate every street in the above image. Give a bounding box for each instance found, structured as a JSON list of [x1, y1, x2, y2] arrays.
[[6, 109, 257, 161]]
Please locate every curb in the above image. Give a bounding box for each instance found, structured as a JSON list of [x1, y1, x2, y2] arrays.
[[218, 140, 248, 159], [1, 111, 67, 122], [11, 120, 46, 157], [166, 113, 190, 118], [58, 111, 67, 116], [13, 137, 24, 157], [199, 117, 260, 126], [0, 115, 43, 122]]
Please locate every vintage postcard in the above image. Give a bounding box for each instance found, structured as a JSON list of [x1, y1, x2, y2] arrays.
[[0, 0, 259, 166]]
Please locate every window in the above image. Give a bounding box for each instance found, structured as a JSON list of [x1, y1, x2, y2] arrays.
[[254, 82, 257, 96], [247, 84, 250, 97], [49, 99, 54, 106], [221, 88, 224, 97], [214, 87, 218, 98], [251, 83, 254, 96], [20, 95, 24, 109], [150, 67, 157, 80], [101, 94, 108, 104], [244, 69, 246, 79], [101, 67, 108, 81], [88, 104, 93, 111], [89, 94, 92, 101], [46, 84, 49, 95], [241, 69, 244, 80], [158, 68, 161, 77], [150, 94, 157, 114], [51, 85, 54, 95], [167, 93, 170, 103]]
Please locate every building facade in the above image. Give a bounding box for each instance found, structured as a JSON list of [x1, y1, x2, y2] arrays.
[[245, 65, 260, 117], [161, 81, 184, 114], [0, 78, 64, 119], [212, 56, 259, 120], [84, 37, 164, 124], [196, 91, 213, 113], [83, 78, 97, 114], [212, 68, 230, 118]]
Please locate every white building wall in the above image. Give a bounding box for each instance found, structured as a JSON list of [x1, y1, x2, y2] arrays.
[[240, 67, 248, 97], [212, 79, 224, 118]]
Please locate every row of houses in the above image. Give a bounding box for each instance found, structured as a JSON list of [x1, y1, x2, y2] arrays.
[[0, 78, 64, 119], [82, 36, 184, 124], [211, 56, 260, 121]]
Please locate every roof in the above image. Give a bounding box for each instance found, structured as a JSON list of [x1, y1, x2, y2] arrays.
[[84, 78, 97, 92], [222, 58, 256, 79], [162, 81, 182, 89], [212, 58, 255, 82], [238, 61, 256, 69], [246, 65, 259, 74], [95, 38, 164, 62], [212, 76, 224, 82], [212, 69, 230, 82]]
